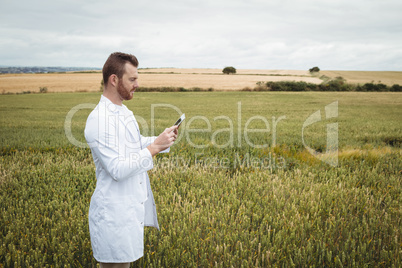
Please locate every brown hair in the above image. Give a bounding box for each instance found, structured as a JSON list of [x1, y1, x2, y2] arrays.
[[102, 52, 139, 87]]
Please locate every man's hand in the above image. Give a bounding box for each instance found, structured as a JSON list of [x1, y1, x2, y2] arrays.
[[147, 125, 178, 156]]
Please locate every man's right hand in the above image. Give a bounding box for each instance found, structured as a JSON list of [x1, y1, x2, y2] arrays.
[[147, 125, 178, 156]]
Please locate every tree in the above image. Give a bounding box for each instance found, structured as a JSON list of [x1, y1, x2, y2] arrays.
[[222, 66, 236, 74], [309, 66, 320, 73]]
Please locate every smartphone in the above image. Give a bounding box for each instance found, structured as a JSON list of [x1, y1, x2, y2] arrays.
[[174, 114, 185, 127]]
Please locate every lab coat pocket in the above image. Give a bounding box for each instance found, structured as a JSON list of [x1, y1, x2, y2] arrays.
[[104, 197, 143, 228]]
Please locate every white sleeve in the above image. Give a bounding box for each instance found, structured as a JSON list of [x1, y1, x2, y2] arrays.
[[85, 113, 154, 182], [140, 135, 170, 153]]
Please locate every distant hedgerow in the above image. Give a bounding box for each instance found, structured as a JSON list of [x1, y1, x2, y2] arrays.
[[136, 87, 214, 92], [357, 83, 388, 92], [267, 81, 318, 91], [246, 79, 402, 92], [391, 84, 402, 92]]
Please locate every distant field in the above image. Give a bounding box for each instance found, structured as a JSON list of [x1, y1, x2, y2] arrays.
[[0, 73, 103, 93], [320, 70, 402, 86], [1, 69, 402, 93]]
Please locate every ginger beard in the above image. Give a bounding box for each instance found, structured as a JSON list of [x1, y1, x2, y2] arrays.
[[117, 79, 134, 101]]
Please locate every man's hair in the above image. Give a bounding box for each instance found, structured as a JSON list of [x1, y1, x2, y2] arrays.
[[102, 52, 139, 87]]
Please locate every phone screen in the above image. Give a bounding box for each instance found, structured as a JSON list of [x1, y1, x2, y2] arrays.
[[174, 114, 185, 126]]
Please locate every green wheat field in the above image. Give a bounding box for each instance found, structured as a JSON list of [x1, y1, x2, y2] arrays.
[[1, 91, 401, 267]]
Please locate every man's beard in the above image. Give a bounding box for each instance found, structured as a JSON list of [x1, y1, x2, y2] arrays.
[[117, 80, 133, 101]]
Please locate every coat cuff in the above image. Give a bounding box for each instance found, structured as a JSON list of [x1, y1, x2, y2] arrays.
[[159, 147, 170, 153]]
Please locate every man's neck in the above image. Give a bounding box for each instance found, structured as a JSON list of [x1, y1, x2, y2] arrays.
[[103, 91, 123, 106]]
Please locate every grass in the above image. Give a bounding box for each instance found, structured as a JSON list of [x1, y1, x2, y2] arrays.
[[0, 91, 401, 267]]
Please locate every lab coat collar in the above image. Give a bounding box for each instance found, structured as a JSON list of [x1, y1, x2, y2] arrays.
[[100, 95, 140, 146], [100, 95, 128, 115]]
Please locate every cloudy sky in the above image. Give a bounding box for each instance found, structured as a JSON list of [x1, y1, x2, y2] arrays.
[[1, 0, 401, 70]]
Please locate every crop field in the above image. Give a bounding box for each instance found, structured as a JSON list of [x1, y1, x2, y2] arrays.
[[1, 69, 402, 94], [320, 70, 402, 87], [0, 91, 401, 267], [0, 73, 103, 94]]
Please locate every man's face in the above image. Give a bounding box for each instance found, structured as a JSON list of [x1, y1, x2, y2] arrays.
[[117, 63, 139, 101]]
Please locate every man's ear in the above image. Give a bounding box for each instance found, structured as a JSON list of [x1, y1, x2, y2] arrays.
[[109, 74, 118, 87]]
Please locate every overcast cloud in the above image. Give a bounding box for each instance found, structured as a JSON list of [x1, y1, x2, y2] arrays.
[[1, 0, 401, 70]]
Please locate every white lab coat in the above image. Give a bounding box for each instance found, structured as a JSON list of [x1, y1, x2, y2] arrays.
[[84, 95, 166, 263]]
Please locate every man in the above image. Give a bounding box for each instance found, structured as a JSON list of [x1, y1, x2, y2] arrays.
[[84, 52, 178, 267]]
